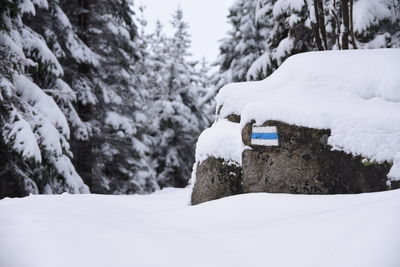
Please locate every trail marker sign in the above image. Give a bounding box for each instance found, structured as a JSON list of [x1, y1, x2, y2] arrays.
[[251, 126, 279, 146]]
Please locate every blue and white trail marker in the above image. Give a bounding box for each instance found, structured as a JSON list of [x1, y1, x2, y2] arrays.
[[251, 126, 279, 146]]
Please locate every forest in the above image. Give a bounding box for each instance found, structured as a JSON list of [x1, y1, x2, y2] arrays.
[[0, 0, 399, 198], [1, 1, 400, 267]]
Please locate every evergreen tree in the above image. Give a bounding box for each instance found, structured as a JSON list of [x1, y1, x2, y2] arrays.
[[247, 0, 316, 80], [60, 0, 158, 194], [24, 0, 95, 141], [149, 8, 209, 188], [194, 58, 215, 121], [146, 20, 170, 101], [215, 0, 271, 83], [218, 0, 400, 83], [0, 0, 88, 197], [0, 0, 212, 198]]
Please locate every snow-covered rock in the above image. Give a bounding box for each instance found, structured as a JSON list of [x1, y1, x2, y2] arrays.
[[216, 49, 400, 182], [191, 119, 244, 204], [194, 119, 244, 165]]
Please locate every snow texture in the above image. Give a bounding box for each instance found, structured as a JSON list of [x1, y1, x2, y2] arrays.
[[54, 6, 99, 66], [273, 0, 305, 18], [21, 26, 64, 77], [1, 188, 400, 267], [105, 111, 136, 136], [2, 108, 42, 162], [14, 74, 70, 138], [272, 36, 294, 64], [246, 51, 271, 81], [52, 155, 89, 194], [195, 119, 244, 165], [217, 49, 400, 181], [353, 0, 394, 34]]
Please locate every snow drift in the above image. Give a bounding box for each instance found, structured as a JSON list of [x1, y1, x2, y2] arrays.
[[1, 189, 400, 267]]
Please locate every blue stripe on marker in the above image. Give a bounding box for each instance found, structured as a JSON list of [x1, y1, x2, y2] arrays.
[[251, 133, 278, 140]]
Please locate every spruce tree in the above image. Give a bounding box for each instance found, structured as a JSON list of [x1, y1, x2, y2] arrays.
[[149, 8, 209, 188], [0, 0, 212, 198], [218, 0, 400, 84], [0, 0, 88, 197], [216, 0, 270, 83], [60, 0, 158, 194]]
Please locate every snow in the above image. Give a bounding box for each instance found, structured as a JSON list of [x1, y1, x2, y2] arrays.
[[52, 155, 90, 194], [3, 108, 42, 162], [1, 188, 400, 267], [107, 19, 131, 40], [246, 51, 270, 80], [216, 49, 400, 181], [21, 26, 64, 77], [0, 32, 21, 58], [273, 0, 305, 18], [32, 0, 48, 9], [18, 0, 36, 15], [14, 74, 70, 138], [105, 111, 136, 136], [194, 119, 243, 165], [353, 0, 393, 34], [191, 118, 243, 188], [55, 4, 99, 66], [272, 36, 294, 63], [288, 13, 301, 27], [75, 75, 98, 105], [0, 76, 14, 100]]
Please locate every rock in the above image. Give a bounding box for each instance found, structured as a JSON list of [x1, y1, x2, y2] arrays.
[[191, 157, 242, 205], [216, 103, 241, 123], [226, 114, 241, 123], [241, 120, 392, 194]]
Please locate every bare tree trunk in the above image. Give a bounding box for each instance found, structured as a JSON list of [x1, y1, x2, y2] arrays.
[[317, 0, 328, 49], [341, 0, 350, 49], [313, 0, 324, 50], [349, 0, 357, 48], [78, 0, 90, 74]]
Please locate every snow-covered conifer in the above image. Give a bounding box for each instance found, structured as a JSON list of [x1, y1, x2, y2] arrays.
[[218, 0, 400, 84], [149, 8, 209, 188], [58, 0, 159, 194], [0, 0, 88, 197]]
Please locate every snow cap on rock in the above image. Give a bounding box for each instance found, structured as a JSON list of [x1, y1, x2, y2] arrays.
[[216, 49, 400, 181]]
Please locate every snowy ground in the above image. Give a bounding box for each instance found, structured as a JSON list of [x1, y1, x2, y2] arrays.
[[1, 189, 400, 267]]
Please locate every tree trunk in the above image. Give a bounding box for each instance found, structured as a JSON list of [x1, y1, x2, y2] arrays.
[[313, 0, 324, 50], [349, 0, 357, 48], [317, 0, 328, 49], [331, 0, 341, 49], [78, 0, 89, 42], [341, 0, 350, 49]]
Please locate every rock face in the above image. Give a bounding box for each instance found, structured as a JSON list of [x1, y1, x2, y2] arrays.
[[191, 117, 395, 205], [191, 157, 242, 205], [241, 121, 393, 194]]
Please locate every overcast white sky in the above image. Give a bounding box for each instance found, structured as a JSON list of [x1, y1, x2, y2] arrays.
[[140, 0, 235, 63]]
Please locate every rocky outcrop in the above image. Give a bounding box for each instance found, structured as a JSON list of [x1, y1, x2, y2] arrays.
[[191, 157, 242, 205], [191, 116, 395, 205], [241, 120, 393, 194]]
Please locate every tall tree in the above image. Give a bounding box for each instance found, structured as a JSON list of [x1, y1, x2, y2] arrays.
[[215, 0, 272, 83], [149, 8, 209, 188], [60, 0, 158, 194], [0, 0, 89, 197], [217, 0, 400, 84]]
